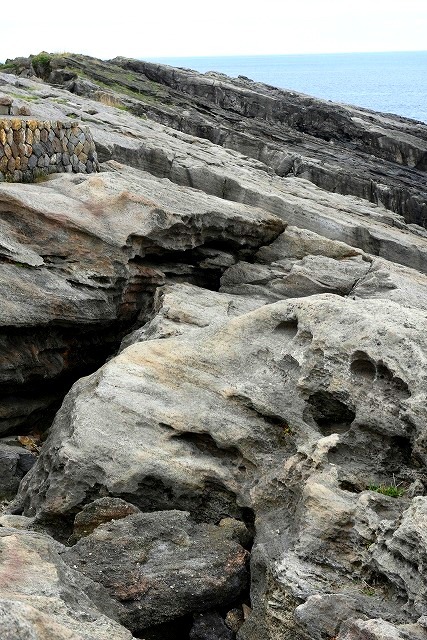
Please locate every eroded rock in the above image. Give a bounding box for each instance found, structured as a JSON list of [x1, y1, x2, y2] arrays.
[[0, 165, 283, 433], [13, 294, 427, 638], [70, 496, 140, 542], [1, 53, 427, 639], [0, 441, 36, 499]]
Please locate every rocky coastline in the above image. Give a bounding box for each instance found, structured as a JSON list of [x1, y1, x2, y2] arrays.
[[0, 52, 426, 640]]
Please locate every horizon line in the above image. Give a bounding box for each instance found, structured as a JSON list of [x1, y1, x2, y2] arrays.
[[145, 49, 427, 60]]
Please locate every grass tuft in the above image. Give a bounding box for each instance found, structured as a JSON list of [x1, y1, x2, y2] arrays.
[[368, 484, 404, 498]]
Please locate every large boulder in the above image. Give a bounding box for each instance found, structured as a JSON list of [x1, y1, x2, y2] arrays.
[[13, 292, 427, 638], [0, 164, 283, 434]]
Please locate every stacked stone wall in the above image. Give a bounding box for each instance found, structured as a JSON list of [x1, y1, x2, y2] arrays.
[[0, 118, 99, 182]]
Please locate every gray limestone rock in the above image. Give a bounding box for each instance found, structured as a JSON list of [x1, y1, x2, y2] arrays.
[[337, 618, 427, 640], [220, 254, 370, 301], [13, 294, 427, 638], [120, 282, 266, 350], [368, 497, 427, 616], [0, 166, 283, 433]]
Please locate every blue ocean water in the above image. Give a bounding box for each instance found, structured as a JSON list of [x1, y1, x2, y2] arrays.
[[146, 51, 427, 124]]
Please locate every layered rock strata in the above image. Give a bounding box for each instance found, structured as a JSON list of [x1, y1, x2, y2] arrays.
[[5, 53, 425, 225], [0, 165, 283, 434]]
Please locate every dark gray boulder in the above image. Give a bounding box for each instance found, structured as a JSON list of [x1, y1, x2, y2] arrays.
[[0, 441, 36, 499], [62, 510, 249, 634], [190, 611, 234, 640]]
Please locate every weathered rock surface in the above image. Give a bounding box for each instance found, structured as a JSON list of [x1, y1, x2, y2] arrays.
[[120, 281, 267, 350], [62, 510, 249, 634], [70, 496, 140, 542], [337, 617, 427, 640], [4, 53, 426, 225], [0, 526, 133, 639], [221, 224, 427, 311], [0, 52, 426, 639], [369, 497, 427, 616], [0, 162, 283, 433], [14, 293, 427, 638]]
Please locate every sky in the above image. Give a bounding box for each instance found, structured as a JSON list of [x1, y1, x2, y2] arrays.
[[1, 0, 426, 62]]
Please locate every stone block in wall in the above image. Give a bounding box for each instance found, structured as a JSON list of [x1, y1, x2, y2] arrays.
[[11, 104, 32, 116], [0, 95, 12, 116], [0, 118, 100, 182]]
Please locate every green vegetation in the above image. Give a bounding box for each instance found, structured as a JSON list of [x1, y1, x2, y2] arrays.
[[6, 92, 40, 102], [33, 172, 50, 183], [31, 52, 52, 80], [368, 484, 404, 498], [1, 52, 164, 119]]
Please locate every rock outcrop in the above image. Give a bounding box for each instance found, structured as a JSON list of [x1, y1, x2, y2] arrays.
[[0, 52, 426, 640], [0, 163, 283, 434]]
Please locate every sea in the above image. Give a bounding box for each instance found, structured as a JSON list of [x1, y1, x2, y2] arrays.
[[145, 51, 427, 124]]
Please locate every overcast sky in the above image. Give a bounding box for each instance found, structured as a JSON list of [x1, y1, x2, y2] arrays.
[[1, 0, 426, 62]]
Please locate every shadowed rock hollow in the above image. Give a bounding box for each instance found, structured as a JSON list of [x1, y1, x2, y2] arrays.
[[0, 52, 427, 640]]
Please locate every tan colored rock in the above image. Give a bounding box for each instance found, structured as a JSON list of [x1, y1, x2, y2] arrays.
[[0, 165, 283, 432], [14, 293, 427, 639], [0, 527, 133, 640], [1, 55, 427, 640], [10, 119, 21, 131]]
